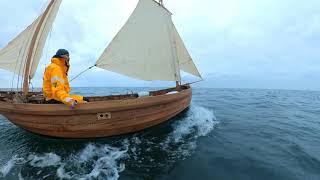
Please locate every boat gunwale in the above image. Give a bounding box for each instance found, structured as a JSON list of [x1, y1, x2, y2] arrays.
[[0, 87, 191, 115]]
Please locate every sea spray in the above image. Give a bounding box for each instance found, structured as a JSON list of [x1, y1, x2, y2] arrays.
[[0, 104, 217, 179], [0, 156, 17, 177], [1, 88, 318, 180], [124, 104, 219, 170], [0, 155, 26, 177], [162, 104, 218, 147], [0, 143, 128, 179], [56, 143, 128, 180], [28, 153, 61, 167]]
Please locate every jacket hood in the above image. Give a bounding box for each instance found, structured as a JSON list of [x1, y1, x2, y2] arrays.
[[51, 58, 69, 74]]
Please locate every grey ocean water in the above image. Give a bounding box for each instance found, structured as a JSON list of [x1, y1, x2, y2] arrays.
[[0, 87, 319, 179]]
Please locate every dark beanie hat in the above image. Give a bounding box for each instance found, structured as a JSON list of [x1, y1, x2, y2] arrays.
[[55, 49, 69, 58]]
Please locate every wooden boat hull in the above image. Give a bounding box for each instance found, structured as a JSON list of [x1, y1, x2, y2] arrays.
[[0, 87, 191, 138]]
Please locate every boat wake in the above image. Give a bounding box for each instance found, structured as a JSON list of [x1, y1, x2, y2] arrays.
[[165, 105, 217, 143], [0, 104, 218, 179], [161, 105, 218, 159], [0, 144, 127, 180], [56, 144, 127, 180]]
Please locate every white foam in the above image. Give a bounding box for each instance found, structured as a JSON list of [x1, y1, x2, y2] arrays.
[[159, 104, 218, 161], [86, 155, 122, 179], [42, 174, 51, 179], [56, 143, 128, 180], [0, 104, 216, 179], [168, 105, 218, 143], [132, 137, 142, 145], [18, 172, 24, 180], [28, 153, 61, 167], [176, 141, 197, 160], [0, 157, 16, 177], [91, 145, 127, 179], [0, 155, 26, 177], [56, 164, 72, 179], [78, 143, 96, 162]]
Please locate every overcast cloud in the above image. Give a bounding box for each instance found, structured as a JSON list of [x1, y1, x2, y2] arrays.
[[0, 0, 319, 90]]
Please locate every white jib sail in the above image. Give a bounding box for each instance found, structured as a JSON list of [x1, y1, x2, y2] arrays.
[[0, 0, 62, 78], [96, 0, 181, 81], [172, 23, 202, 78]]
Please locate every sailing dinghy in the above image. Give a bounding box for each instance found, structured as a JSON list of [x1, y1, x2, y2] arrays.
[[0, 0, 201, 138]]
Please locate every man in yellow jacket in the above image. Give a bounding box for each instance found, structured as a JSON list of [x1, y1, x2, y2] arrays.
[[43, 49, 85, 108]]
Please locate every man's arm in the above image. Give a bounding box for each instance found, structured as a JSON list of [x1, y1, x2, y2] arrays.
[[50, 68, 77, 106]]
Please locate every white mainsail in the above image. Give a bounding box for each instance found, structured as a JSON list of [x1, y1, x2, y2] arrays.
[[96, 0, 201, 81], [0, 0, 61, 78]]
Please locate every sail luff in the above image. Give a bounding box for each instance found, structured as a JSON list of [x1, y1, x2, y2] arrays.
[[29, 0, 62, 79], [167, 18, 181, 83], [19, 0, 61, 95], [172, 23, 202, 78], [23, 0, 56, 95], [29, 5, 55, 78]]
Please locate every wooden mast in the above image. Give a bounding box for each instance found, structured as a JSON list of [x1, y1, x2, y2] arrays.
[[23, 0, 55, 96], [160, 0, 180, 87], [158, 0, 180, 87]]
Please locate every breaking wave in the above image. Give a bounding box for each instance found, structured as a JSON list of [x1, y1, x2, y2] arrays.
[[165, 105, 217, 143], [161, 104, 218, 160], [0, 155, 26, 177], [0, 104, 218, 179], [0, 144, 128, 180]]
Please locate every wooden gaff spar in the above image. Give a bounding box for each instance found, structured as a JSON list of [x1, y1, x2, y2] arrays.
[[0, 0, 201, 138]]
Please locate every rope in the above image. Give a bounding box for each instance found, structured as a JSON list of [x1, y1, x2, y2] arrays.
[[69, 65, 95, 82], [185, 79, 204, 85], [11, 47, 23, 92], [29, 80, 34, 92]]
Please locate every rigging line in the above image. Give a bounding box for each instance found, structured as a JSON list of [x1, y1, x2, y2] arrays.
[[69, 65, 96, 83], [30, 2, 54, 76], [16, 46, 26, 92], [40, 0, 50, 14], [11, 45, 24, 92], [18, 54, 28, 92], [185, 79, 204, 85], [17, 62, 23, 92], [45, 28, 53, 67], [29, 0, 50, 72], [23, 1, 56, 96], [29, 80, 34, 92], [17, 26, 35, 92]]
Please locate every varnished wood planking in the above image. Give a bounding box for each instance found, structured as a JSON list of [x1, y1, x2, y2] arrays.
[[0, 86, 192, 138], [9, 97, 189, 132], [0, 89, 190, 115], [16, 105, 188, 138], [12, 102, 188, 138], [6, 96, 189, 126]]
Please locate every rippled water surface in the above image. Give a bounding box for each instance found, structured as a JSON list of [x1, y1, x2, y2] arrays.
[[0, 88, 319, 180]]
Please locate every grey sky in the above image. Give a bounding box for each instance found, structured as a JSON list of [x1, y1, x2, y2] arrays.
[[0, 0, 319, 90]]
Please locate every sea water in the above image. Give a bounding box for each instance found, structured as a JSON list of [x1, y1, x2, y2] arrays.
[[0, 88, 319, 180]]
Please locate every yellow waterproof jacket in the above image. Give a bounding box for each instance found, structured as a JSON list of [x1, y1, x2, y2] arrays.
[[43, 58, 84, 105]]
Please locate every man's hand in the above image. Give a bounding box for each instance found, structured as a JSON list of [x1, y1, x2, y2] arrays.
[[68, 98, 78, 109], [71, 99, 78, 109]]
